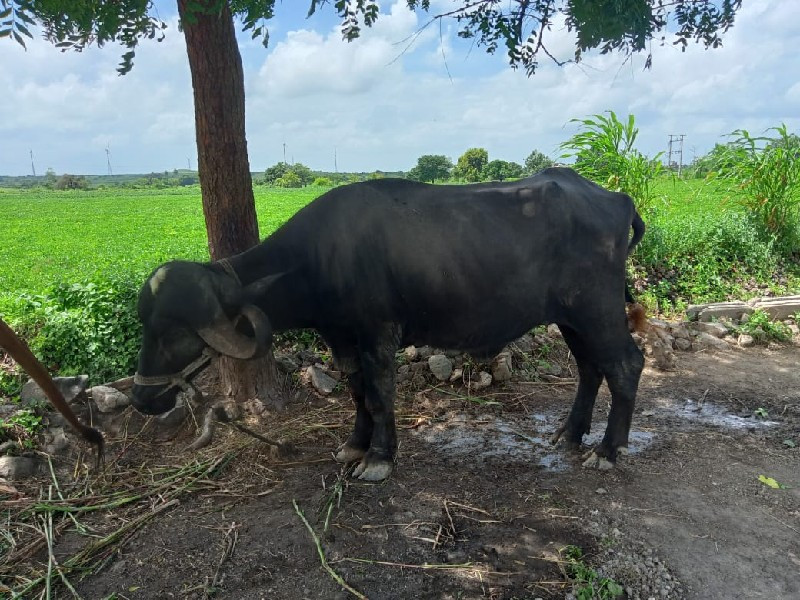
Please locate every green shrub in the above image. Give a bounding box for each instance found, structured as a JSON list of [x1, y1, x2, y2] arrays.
[[5, 275, 143, 386], [634, 210, 784, 312], [275, 171, 303, 188], [734, 309, 792, 343], [560, 111, 663, 214], [1, 408, 43, 449], [716, 124, 800, 250], [312, 177, 333, 187]]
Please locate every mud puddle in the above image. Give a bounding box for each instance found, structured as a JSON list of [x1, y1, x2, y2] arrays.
[[414, 397, 777, 472]]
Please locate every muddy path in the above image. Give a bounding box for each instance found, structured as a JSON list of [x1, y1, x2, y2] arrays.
[[7, 343, 800, 599]]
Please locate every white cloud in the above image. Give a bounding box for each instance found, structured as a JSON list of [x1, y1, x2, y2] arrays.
[[0, 0, 798, 175]]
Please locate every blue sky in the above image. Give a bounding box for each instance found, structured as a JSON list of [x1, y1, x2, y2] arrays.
[[1, 0, 798, 176]]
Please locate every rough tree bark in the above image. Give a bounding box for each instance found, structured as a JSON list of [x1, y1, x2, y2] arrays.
[[177, 0, 280, 406]]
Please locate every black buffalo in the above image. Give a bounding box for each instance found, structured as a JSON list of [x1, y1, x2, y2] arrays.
[[132, 167, 645, 481]]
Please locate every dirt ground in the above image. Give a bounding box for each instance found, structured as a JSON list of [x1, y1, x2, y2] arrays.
[[6, 340, 800, 599]]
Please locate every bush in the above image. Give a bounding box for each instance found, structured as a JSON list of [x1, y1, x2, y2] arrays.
[[275, 171, 303, 188], [734, 309, 792, 343], [312, 177, 333, 187], [560, 111, 662, 214], [716, 124, 800, 250], [55, 174, 90, 190], [4, 275, 143, 386], [634, 209, 783, 312]]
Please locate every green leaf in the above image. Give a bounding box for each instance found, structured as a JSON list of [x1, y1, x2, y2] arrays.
[[758, 475, 785, 489], [783, 439, 796, 448], [12, 29, 25, 48]]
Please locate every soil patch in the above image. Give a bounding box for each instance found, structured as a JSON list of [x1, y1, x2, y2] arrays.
[[3, 343, 799, 599]]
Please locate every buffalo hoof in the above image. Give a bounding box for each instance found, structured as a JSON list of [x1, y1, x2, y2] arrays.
[[334, 443, 367, 464], [353, 457, 393, 482], [581, 450, 615, 470], [550, 424, 582, 451]]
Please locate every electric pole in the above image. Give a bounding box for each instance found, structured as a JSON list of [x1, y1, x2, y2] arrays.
[[667, 134, 686, 176], [106, 145, 113, 176], [29, 150, 36, 177]]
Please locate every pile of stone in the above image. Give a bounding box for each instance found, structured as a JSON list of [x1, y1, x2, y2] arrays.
[[277, 330, 568, 397]]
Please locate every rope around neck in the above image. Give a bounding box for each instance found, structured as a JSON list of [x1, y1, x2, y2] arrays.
[[217, 258, 241, 286]]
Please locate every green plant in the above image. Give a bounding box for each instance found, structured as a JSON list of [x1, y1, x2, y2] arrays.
[[735, 309, 791, 344], [9, 277, 144, 385], [560, 111, 663, 214], [561, 545, 623, 600], [717, 124, 800, 249], [1, 408, 43, 449], [754, 407, 769, 419]]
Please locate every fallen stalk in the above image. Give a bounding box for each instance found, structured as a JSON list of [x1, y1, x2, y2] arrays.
[[292, 500, 367, 600]]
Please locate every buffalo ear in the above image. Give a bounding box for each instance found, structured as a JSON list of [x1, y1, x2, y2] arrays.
[[242, 273, 286, 304]]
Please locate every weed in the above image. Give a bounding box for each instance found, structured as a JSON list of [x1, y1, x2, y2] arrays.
[[716, 124, 800, 249], [735, 309, 791, 343], [561, 545, 623, 600], [560, 111, 663, 215], [754, 407, 769, 419], [1, 408, 43, 450]]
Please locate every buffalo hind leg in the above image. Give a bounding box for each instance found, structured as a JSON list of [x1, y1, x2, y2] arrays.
[[582, 339, 644, 469], [551, 325, 603, 451]]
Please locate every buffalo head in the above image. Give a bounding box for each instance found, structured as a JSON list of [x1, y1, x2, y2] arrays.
[[131, 261, 272, 415]]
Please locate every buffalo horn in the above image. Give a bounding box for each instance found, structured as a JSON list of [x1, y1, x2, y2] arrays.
[[197, 305, 272, 359]]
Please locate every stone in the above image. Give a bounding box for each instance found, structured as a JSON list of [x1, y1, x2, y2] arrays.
[[693, 332, 730, 351], [546, 324, 562, 338], [512, 333, 536, 354], [403, 346, 418, 361], [274, 352, 300, 373], [471, 371, 493, 390], [688, 321, 730, 338], [539, 361, 562, 377], [44, 427, 70, 455], [738, 334, 756, 348], [449, 367, 463, 382], [751, 296, 800, 320], [674, 338, 692, 351], [0, 455, 40, 479], [428, 354, 453, 381], [668, 322, 691, 340], [21, 374, 89, 406], [397, 364, 411, 383], [243, 398, 266, 415], [308, 365, 337, 395], [417, 345, 433, 360], [491, 351, 512, 382], [687, 301, 751, 322], [90, 385, 131, 413], [649, 338, 675, 370]]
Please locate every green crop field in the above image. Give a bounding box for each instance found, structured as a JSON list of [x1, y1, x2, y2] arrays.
[[0, 186, 324, 297], [0, 176, 797, 389]]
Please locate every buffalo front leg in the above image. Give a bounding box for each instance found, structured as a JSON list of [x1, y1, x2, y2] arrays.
[[334, 370, 372, 464], [324, 339, 372, 464], [352, 332, 399, 482]]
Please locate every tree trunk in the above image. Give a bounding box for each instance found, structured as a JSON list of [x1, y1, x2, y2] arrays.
[[178, 0, 280, 406]]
